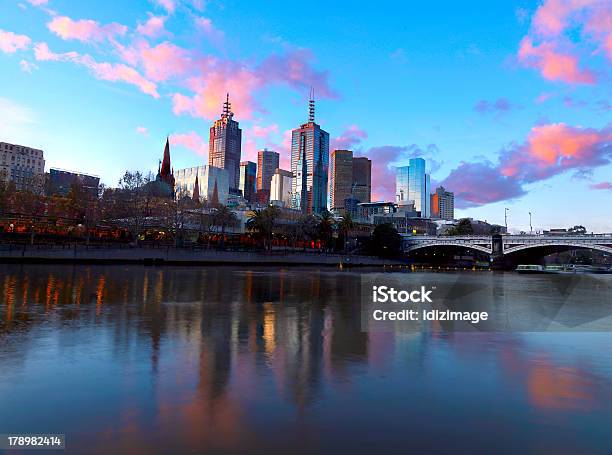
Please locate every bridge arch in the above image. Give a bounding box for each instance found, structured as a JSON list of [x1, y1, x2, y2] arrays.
[[503, 242, 612, 255], [405, 242, 492, 255]]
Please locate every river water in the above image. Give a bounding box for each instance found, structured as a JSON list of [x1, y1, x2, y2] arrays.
[[1, 265, 612, 454]]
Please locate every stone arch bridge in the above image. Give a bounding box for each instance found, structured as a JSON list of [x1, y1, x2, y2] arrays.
[[402, 234, 612, 257]]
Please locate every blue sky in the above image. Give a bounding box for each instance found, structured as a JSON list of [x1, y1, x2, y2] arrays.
[[0, 0, 610, 232]]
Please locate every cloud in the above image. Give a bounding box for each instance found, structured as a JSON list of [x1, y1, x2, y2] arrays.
[[155, 0, 176, 14], [194, 17, 224, 44], [0, 29, 31, 53], [136, 126, 149, 135], [499, 123, 611, 182], [19, 59, 38, 73], [139, 41, 192, 82], [170, 131, 207, 157], [331, 125, 368, 150], [517, 0, 611, 84], [474, 98, 515, 115], [34, 42, 159, 98], [136, 14, 168, 39], [439, 122, 612, 207], [27, 0, 48, 4], [47, 16, 128, 42], [440, 161, 526, 208], [251, 123, 279, 138], [590, 181, 612, 190], [518, 37, 595, 84]]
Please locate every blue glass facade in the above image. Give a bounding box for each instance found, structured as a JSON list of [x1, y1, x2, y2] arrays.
[[395, 158, 430, 218]]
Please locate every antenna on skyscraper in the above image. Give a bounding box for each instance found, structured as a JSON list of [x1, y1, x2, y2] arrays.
[[223, 92, 231, 116], [308, 87, 315, 122]]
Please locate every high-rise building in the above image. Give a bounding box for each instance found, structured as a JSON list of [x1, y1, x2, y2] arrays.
[[239, 161, 257, 202], [175, 165, 230, 205], [328, 149, 353, 212], [395, 158, 430, 217], [209, 94, 242, 191], [290, 93, 329, 214], [0, 141, 45, 194], [396, 165, 410, 205], [431, 186, 454, 220], [352, 157, 371, 203], [270, 168, 293, 207], [256, 149, 279, 203]]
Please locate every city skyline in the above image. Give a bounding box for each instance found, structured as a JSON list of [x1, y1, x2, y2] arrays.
[[0, 0, 611, 231]]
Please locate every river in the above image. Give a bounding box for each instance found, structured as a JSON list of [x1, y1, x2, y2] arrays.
[[1, 265, 611, 454]]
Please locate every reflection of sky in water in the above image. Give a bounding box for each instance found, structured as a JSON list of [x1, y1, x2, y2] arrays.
[[1, 265, 612, 454]]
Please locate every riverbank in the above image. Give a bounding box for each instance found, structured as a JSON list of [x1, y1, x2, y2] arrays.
[[0, 245, 404, 267]]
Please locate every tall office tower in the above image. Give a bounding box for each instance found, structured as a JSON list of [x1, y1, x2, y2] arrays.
[[239, 161, 257, 202], [209, 94, 242, 191], [431, 186, 454, 220], [329, 149, 353, 212], [352, 157, 371, 203], [396, 165, 410, 205], [270, 168, 293, 207], [174, 165, 230, 206], [395, 158, 430, 217], [290, 92, 330, 214], [0, 141, 45, 194], [256, 149, 279, 203]]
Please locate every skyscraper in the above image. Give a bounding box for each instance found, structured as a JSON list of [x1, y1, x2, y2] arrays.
[[257, 149, 279, 203], [290, 92, 330, 214], [239, 161, 257, 202], [352, 157, 371, 203], [329, 149, 353, 212], [395, 158, 430, 217], [175, 165, 230, 205], [209, 94, 242, 192], [431, 186, 454, 220]]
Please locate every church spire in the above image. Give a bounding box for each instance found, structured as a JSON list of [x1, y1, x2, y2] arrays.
[[193, 173, 200, 202], [161, 136, 171, 177]]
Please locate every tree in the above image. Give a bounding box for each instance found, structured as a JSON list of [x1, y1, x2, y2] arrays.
[[338, 212, 355, 252], [212, 204, 238, 249], [246, 205, 280, 250], [568, 225, 587, 234], [446, 218, 474, 235], [296, 214, 318, 250], [315, 210, 336, 251], [369, 223, 402, 257], [117, 171, 150, 244]]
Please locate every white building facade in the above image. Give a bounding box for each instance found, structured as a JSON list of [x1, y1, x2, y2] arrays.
[[270, 169, 293, 207], [0, 142, 45, 193]]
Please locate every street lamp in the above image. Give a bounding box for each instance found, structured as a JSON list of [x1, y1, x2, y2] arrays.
[[529, 211, 532, 235], [504, 208, 510, 232]]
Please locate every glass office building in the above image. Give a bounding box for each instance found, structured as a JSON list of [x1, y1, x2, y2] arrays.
[[395, 158, 430, 218]]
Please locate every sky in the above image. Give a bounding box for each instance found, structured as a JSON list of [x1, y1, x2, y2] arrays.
[[0, 0, 610, 232]]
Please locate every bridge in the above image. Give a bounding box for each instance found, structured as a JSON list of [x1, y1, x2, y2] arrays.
[[402, 234, 612, 256]]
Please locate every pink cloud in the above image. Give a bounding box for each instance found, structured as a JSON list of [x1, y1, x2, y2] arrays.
[[331, 125, 368, 150], [518, 0, 611, 83], [0, 29, 31, 54], [251, 123, 279, 138], [590, 181, 612, 190], [194, 17, 224, 44], [535, 92, 554, 104], [518, 37, 595, 84], [27, 0, 48, 4], [34, 42, 159, 98], [500, 123, 611, 182], [170, 131, 207, 158], [136, 126, 149, 135], [19, 60, 38, 73], [139, 41, 191, 82], [48, 16, 127, 42], [155, 0, 175, 14], [136, 15, 168, 39], [439, 122, 611, 207]]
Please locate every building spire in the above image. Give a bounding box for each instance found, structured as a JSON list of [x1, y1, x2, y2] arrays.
[[223, 92, 231, 116], [308, 87, 315, 123], [161, 136, 171, 177]]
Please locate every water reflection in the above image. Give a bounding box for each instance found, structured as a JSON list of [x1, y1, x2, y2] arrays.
[[1, 265, 612, 454]]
